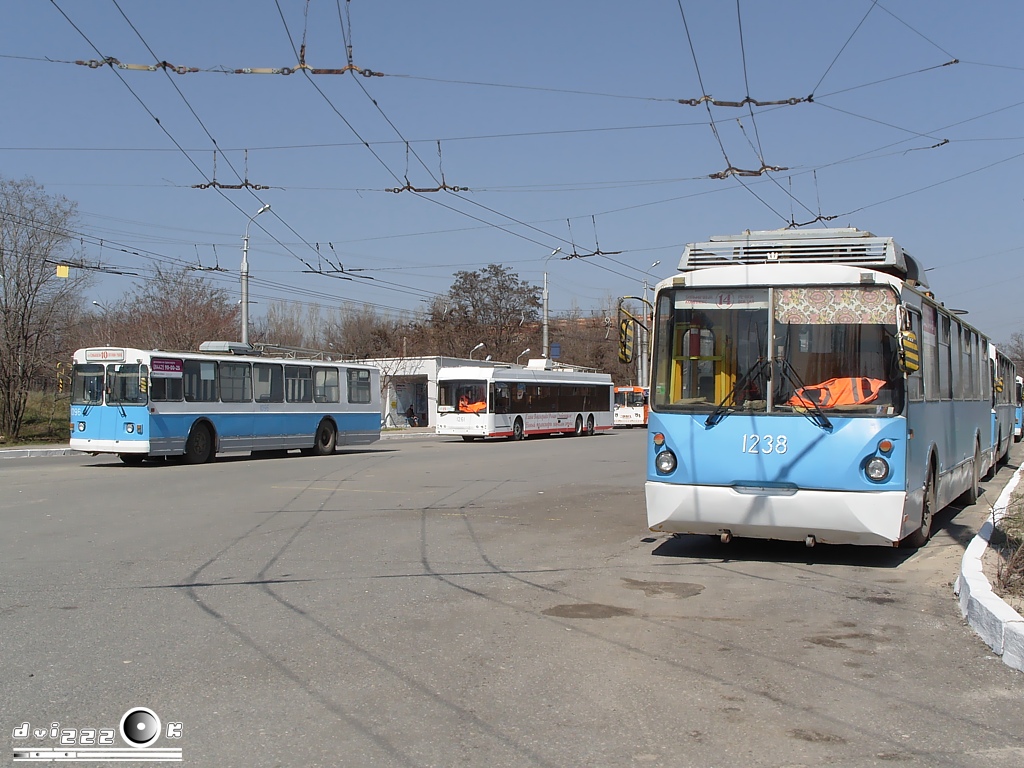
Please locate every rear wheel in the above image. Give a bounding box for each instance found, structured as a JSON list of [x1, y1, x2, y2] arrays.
[[960, 442, 981, 505], [585, 415, 595, 436], [573, 416, 584, 436], [118, 453, 146, 465], [311, 419, 337, 456], [184, 423, 213, 464], [904, 466, 936, 548]]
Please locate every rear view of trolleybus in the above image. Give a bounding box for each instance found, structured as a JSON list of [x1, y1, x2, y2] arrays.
[[644, 228, 995, 548]]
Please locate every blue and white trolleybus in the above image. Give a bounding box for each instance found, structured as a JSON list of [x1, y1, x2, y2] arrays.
[[644, 228, 998, 548], [70, 343, 380, 464]]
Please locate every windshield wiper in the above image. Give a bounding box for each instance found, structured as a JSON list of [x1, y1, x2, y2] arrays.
[[705, 358, 771, 428], [775, 358, 833, 432]]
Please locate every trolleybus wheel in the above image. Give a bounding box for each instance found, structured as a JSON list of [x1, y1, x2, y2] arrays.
[[461, 435, 479, 442], [573, 416, 584, 437], [118, 453, 146, 465], [905, 466, 936, 548], [512, 418, 525, 441], [311, 419, 337, 456], [586, 415, 595, 436], [961, 442, 981, 506], [184, 423, 213, 464]]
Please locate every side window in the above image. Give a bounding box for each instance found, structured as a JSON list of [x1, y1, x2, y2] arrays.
[[347, 368, 372, 404], [492, 382, 510, 414], [285, 365, 313, 403], [314, 367, 340, 403], [150, 358, 183, 402], [220, 362, 252, 403], [184, 360, 218, 403], [906, 311, 923, 402], [938, 315, 951, 400], [952, 323, 963, 401], [922, 304, 938, 401], [253, 363, 284, 403]]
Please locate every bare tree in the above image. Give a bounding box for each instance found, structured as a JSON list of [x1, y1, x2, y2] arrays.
[[0, 176, 90, 439], [109, 266, 238, 351], [428, 264, 540, 361], [1002, 331, 1024, 373], [330, 304, 399, 358], [255, 300, 323, 349]]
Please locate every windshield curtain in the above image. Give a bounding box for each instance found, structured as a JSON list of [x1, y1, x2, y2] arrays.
[[651, 285, 903, 416]]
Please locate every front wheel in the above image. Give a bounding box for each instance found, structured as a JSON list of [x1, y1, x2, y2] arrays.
[[573, 416, 584, 437], [461, 435, 480, 442], [119, 453, 146, 465], [184, 423, 214, 464], [512, 418, 525, 441], [904, 467, 936, 548]]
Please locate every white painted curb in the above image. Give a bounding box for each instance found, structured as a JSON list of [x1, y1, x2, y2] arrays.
[[954, 465, 1024, 672]]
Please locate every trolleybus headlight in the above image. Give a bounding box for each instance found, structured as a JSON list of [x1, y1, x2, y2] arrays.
[[125, 423, 134, 433], [865, 456, 889, 482], [655, 449, 677, 474], [78, 421, 86, 432]]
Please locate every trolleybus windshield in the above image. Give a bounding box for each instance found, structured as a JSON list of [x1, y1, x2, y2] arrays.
[[651, 285, 904, 416]]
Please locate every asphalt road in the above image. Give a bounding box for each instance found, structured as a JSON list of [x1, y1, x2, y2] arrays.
[[2, 429, 1022, 767]]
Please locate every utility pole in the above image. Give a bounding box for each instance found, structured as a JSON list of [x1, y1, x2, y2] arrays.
[[241, 203, 270, 346]]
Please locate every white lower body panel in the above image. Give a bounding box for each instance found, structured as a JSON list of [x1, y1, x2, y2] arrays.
[[646, 481, 907, 547]]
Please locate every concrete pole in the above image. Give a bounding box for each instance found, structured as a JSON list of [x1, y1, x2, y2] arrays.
[[241, 204, 270, 346]]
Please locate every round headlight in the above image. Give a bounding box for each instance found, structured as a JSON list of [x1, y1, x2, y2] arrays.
[[865, 456, 889, 481], [125, 423, 134, 433], [655, 449, 677, 474]]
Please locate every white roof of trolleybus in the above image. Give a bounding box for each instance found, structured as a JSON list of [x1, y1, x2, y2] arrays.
[[675, 227, 927, 288], [437, 362, 612, 386]]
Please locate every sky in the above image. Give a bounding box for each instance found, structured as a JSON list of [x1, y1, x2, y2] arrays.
[[4, 1, 1024, 343]]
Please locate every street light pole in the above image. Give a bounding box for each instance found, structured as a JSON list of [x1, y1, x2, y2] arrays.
[[92, 300, 112, 346], [241, 203, 270, 346], [516, 348, 531, 365], [542, 248, 561, 359]]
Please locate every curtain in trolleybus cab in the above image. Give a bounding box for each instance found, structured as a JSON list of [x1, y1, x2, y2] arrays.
[[787, 377, 886, 409]]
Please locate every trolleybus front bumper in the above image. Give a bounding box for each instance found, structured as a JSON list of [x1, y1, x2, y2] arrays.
[[646, 480, 907, 547]]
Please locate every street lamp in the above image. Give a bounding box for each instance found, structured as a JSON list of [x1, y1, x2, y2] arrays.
[[543, 247, 562, 359], [469, 342, 485, 360], [241, 203, 271, 346], [516, 348, 531, 364], [92, 300, 112, 346]]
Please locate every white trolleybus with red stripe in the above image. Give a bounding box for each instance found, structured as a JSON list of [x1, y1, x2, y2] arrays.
[[436, 359, 614, 442]]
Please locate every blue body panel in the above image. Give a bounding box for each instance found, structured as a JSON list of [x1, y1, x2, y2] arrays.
[[72, 406, 380, 455], [70, 404, 150, 447], [647, 411, 907, 492]]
